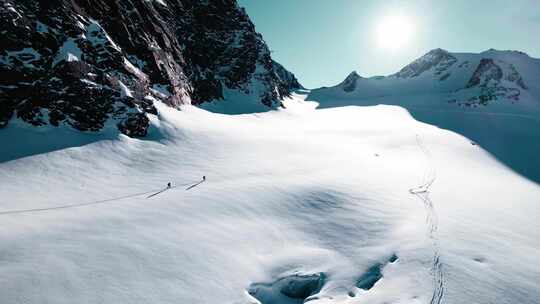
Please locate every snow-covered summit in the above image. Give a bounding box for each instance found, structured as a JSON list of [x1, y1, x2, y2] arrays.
[[315, 48, 540, 106], [338, 71, 363, 92]]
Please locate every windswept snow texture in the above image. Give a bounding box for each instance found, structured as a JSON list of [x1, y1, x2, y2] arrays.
[[309, 49, 540, 184], [1, 94, 540, 303]]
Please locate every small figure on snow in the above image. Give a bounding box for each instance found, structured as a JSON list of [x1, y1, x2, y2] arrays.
[[167, 182, 172, 188], [202, 176, 206, 181]]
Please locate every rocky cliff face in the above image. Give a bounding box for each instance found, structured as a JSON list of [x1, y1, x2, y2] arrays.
[[460, 57, 528, 105], [0, 0, 302, 136]]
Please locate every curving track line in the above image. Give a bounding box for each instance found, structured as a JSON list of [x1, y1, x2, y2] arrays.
[[409, 134, 445, 304], [0, 178, 205, 216]]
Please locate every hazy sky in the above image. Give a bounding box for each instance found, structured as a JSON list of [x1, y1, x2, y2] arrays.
[[238, 0, 540, 88]]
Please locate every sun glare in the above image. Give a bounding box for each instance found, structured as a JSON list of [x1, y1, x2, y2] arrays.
[[376, 15, 414, 50]]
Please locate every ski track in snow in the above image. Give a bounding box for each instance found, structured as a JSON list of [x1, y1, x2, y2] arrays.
[[185, 179, 206, 191], [410, 134, 446, 304], [0, 179, 205, 216]]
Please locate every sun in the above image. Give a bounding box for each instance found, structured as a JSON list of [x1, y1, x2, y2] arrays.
[[375, 15, 414, 50]]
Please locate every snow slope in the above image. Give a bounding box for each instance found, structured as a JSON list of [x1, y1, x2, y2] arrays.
[[1, 94, 539, 304], [309, 49, 540, 184]]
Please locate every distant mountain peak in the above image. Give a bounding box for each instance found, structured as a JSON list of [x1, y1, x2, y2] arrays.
[[339, 71, 362, 92], [428, 48, 450, 55], [346, 71, 361, 78], [395, 48, 457, 78], [319, 48, 539, 107]]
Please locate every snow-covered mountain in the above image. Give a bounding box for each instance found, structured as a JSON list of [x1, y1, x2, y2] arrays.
[[309, 49, 540, 183], [313, 49, 540, 105], [2, 3, 540, 303], [0, 0, 302, 136], [1, 95, 539, 304]]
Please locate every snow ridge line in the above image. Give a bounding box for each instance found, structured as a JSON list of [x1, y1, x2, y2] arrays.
[[409, 107, 540, 123], [410, 134, 446, 304], [0, 179, 204, 216]]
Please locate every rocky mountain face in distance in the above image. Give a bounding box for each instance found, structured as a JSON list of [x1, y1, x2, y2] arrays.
[[323, 48, 539, 107], [0, 0, 302, 136]]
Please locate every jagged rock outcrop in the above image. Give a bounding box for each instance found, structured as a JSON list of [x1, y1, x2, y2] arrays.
[[339, 71, 361, 92], [0, 0, 302, 136], [466, 58, 503, 88], [271, 60, 303, 92], [459, 58, 529, 105]]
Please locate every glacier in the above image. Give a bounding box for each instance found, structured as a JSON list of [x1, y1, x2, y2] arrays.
[[1, 93, 539, 303]]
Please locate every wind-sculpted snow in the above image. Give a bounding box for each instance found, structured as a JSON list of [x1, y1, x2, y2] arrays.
[[1, 95, 539, 303]]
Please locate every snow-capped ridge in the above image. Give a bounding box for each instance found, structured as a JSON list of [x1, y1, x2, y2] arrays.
[[481, 48, 531, 58], [338, 71, 362, 92], [345, 71, 361, 79], [394, 48, 457, 78], [318, 48, 539, 107]]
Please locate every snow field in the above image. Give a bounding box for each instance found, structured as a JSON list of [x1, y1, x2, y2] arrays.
[[0, 94, 539, 303]]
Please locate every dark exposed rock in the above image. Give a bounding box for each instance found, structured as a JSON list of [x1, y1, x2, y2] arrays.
[[395, 48, 457, 78], [117, 112, 150, 137], [356, 254, 398, 291], [439, 73, 451, 81], [466, 58, 503, 88], [340, 71, 361, 92], [458, 58, 527, 106], [0, 0, 302, 136]]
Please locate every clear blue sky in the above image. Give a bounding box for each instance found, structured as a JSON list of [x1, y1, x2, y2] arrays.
[[238, 0, 540, 88]]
